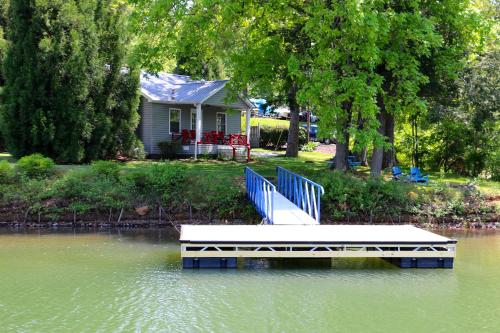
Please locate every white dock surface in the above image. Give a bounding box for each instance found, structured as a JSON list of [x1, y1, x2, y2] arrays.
[[272, 192, 318, 225], [180, 225, 455, 244]]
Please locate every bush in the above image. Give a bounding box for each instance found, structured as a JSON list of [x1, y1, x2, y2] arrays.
[[144, 163, 188, 206], [485, 146, 500, 181], [16, 154, 55, 178], [298, 127, 308, 148], [259, 126, 307, 149], [53, 168, 133, 214], [90, 160, 121, 180], [320, 171, 413, 220], [126, 137, 146, 160], [184, 175, 246, 219], [259, 126, 287, 149], [0, 160, 14, 183], [158, 141, 180, 159], [301, 141, 319, 152]]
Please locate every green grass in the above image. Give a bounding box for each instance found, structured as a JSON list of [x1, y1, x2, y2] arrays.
[[2, 150, 499, 196], [241, 116, 290, 131]]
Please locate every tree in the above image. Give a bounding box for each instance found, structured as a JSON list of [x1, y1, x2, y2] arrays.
[[2, 0, 99, 162], [86, 0, 141, 160], [301, 0, 384, 171], [1, 0, 140, 162], [426, 46, 499, 176], [0, 0, 7, 150], [130, 0, 311, 157], [370, 0, 482, 176]]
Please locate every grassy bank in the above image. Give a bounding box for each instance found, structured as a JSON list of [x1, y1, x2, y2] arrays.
[[0, 151, 498, 226]]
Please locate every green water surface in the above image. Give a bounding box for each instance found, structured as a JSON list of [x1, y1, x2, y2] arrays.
[[0, 229, 499, 333]]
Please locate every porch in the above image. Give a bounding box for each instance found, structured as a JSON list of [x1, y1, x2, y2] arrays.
[[173, 132, 251, 161]]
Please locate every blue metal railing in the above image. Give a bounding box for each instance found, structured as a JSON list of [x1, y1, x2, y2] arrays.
[[276, 166, 325, 224], [244, 167, 275, 224]]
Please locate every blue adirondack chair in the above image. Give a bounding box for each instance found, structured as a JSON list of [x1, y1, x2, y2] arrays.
[[348, 155, 362, 169], [392, 166, 405, 180], [409, 167, 429, 185]]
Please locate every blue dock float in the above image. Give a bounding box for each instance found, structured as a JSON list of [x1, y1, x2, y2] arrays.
[[180, 167, 457, 269]]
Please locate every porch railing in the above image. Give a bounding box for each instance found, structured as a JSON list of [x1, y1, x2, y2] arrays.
[[244, 167, 275, 224], [276, 166, 325, 224]]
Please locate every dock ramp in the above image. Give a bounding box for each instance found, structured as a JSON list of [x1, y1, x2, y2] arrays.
[[244, 167, 324, 225]]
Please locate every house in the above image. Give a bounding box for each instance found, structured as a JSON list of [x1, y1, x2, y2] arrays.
[[138, 72, 254, 158]]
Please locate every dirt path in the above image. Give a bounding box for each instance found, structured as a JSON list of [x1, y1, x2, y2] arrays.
[[315, 143, 336, 155]]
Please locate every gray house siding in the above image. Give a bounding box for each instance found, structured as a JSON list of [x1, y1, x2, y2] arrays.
[[227, 110, 242, 134], [205, 87, 249, 109], [151, 103, 170, 154]]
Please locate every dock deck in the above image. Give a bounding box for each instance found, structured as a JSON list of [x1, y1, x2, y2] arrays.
[[272, 192, 318, 225], [181, 167, 456, 269], [181, 225, 457, 268]]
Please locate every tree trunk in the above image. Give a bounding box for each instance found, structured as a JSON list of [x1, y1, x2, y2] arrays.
[[335, 102, 352, 171], [370, 106, 387, 177], [382, 112, 395, 169], [360, 147, 368, 166], [285, 83, 300, 157], [355, 112, 368, 166], [411, 116, 419, 167]]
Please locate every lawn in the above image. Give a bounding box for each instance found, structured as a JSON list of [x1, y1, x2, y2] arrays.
[[241, 116, 291, 131], [1, 150, 497, 223], [2, 150, 499, 196]]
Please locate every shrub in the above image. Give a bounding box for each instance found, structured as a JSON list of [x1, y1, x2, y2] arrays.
[[259, 126, 287, 149], [485, 146, 499, 181], [16, 154, 54, 178], [158, 141, 180, 159], [320, 171, 413, 220], [259, 126, 307, 150], [0, 160, 14, 183], [184, 175, 246, 219], [53, 167, 134, 213], [126, 137, 146, 160], [298, 127, 308, 148], [301, 141, 319, 152], [90, 160, 121, 180], [145, 163, 188, 206], [0, 177, 56, 215]]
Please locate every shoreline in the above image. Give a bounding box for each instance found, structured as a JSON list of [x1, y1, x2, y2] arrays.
[[1, 218, 498, 230]]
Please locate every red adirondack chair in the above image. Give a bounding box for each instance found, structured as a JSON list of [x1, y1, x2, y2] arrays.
[[181, 129, 190, 144]]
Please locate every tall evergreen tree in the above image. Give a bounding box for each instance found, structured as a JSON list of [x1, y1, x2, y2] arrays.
[[1, 0, 140, 162], [0, 0, 9, 86], [2, 0, 99, 162], [86, 0, 140, 160]]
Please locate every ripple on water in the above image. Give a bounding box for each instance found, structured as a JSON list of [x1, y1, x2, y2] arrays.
[[0, 230, 499, 332]]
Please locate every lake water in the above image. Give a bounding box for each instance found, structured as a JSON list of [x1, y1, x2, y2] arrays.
[[0, 228, 499, 332]]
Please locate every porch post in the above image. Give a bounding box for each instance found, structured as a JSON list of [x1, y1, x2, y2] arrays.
[[195, 103, 202, 160], [245, 108, 251, 145]]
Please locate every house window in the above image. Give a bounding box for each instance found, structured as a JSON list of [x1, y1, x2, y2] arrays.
[[191, 110, 196, 130], [216, 112, 226, 133], [169, 108, 181, 133]]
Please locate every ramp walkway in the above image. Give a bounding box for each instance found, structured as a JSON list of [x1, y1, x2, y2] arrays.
[[244, 167, 324, 225]]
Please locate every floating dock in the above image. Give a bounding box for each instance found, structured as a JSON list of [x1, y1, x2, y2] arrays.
[[181, 225, 456, 269], [181, 167, 456, 269]]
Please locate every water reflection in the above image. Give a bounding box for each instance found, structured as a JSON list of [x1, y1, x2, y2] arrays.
[[0, 228, 498, 332]]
